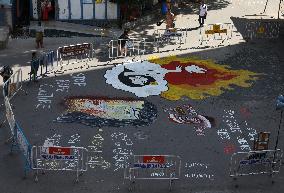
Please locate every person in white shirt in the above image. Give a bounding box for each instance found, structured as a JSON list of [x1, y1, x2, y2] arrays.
[[199, 0, 207, 27]]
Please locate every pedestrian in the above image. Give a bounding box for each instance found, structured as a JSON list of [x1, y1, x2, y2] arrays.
[[0, 65, 13, 97], [161, 0, 168, 15], [118, 29, 130, 56], [166, 9, 175, 30], [199, 0, 207, 27], [31, 52, 40, 82], [35, 21, 44, 49]]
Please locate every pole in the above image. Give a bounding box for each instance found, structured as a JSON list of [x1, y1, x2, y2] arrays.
[[263, 0, 269, 14], [274, 110, 283, 151], [278, 0, 283, 19], [273, 110, 283, 167]]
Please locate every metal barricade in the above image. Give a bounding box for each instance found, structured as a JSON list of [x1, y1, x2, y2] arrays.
[[153, 28, 188, 51], [108, 38, 146, 59], [40, 51, 55, 76], [3, 68, 24, 100], [11, 123, 32, 177], [244, 20, 280, 40], [199, 23, 234, 47], [229, 149, 283, 178], [29, 51, 55, 81], [124, 155, 181, 190], [4, 97, 15, 136], [57, 43, 94, 67], [31, 146, 88, 183]]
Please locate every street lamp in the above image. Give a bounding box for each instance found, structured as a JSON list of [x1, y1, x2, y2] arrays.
[[274, 95, 284, 152]]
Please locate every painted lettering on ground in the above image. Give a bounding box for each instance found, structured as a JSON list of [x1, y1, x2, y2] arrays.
[[35, 73, 87, 109], [88, 129, 111, 170], [55, 97, 157, 128], [56, 73, 86, 92], [56, 79, 71, 92], [111, 132, 133, 171], [164, 104, 215, 136], [71, 73, 86, 87], [184, 162, 214, 180], [36, 84, 54, 109], [68, 134, 80, 144], [217, 109, 258, 153]]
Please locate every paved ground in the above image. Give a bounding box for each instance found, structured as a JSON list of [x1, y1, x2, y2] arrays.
[[0, 1, 284, 193]]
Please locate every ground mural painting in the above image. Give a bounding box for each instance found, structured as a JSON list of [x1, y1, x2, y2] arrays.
[[164, 104, 215, 136], [55, 96, 157, 127], [104, 56, 259, 100]]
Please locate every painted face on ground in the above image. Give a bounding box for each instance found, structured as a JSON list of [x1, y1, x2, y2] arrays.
[[55, 97, 157, 128], [105, 60, 169, 97]]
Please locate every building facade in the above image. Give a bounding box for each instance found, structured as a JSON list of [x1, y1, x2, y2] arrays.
[[31, 0, 119, 21], [11, 0, 119, 28]]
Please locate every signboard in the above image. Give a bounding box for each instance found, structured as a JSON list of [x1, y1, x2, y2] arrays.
[[253, 132, 270, 150], [41, 146, 74, 160], [205, 24, 227, 35], [143, 156, 165, 164], [134, 163, 168, 168], [133, 156, 167, 168], [48, 147, 71, 155], [59, 43, 91, 57], [240, 158, 271, 165], [41, 154, 75, 160]]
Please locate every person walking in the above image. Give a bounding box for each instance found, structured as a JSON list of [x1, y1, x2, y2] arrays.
[[30, 52, 40, 82], [118, 29, 130, 56], [35, 21, 44, 49], [199, 0, 207, 27]]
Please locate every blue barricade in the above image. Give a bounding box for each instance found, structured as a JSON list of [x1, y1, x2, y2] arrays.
[[29, 51, 55, 81], [11, 123, 32, 177]]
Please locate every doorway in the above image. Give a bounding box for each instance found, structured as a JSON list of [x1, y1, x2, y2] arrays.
[[38, 0, 56, 21], [14, 0, 30, 26]]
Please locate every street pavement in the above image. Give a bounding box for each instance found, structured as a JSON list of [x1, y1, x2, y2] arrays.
[[0, 1, 284, 193]]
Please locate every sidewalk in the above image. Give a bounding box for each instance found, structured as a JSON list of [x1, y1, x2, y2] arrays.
[[29, 21, 122, 38]]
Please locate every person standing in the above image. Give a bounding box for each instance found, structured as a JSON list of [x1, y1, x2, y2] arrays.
[[166, 9, 175, 30], [199, 0, 207, 27], [118, 29, 130, 56], [31, 52, 40, 82], [0, 65, 13, 97], [35, 21, 44, 49]]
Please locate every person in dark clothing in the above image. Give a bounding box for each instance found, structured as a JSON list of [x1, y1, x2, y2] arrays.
[[118, 29, 130, 56], [199, 0, 207, 27], [31, 52, 40, 82], [0, 65, 13, 97]]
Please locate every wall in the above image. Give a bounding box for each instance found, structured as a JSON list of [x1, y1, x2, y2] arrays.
[[106, 1, 117, 19], [0, 4, 12, 29], [32, 0, 38, 20]]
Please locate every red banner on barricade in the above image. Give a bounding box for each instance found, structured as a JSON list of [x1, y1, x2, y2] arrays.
[[143, 156, 165, 164], [48, 147, 71, 155]]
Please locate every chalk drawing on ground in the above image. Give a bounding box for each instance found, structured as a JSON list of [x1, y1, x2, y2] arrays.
[[164, 104, 215, 136], [55, 96, 157, 128]]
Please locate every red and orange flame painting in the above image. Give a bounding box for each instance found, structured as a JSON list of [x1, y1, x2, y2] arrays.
[[148, 56, 260, 100]]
